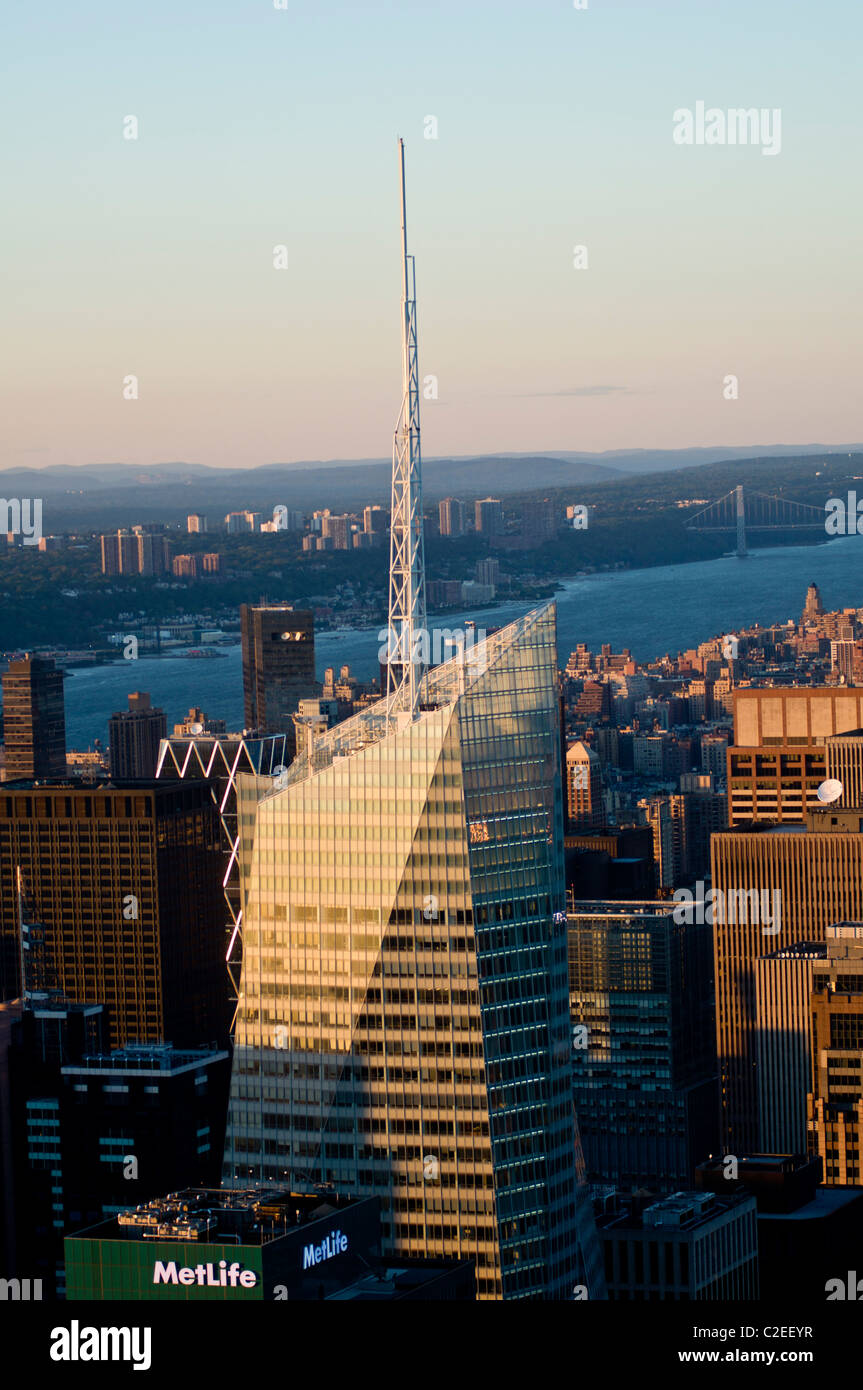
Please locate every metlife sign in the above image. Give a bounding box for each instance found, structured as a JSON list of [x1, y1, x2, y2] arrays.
[[153, 1260, 258, 1289], [302, 1229, 349, 1269], [64, 1197, 380, 1301]]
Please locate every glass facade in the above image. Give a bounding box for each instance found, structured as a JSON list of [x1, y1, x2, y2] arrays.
[[224, 602, 604, 1300]]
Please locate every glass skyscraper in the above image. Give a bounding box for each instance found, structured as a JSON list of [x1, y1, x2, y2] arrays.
[[224, 602, 604, 1300]]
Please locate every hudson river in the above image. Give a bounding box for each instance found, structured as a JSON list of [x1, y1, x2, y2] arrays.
[[63, 536, 863, 749]]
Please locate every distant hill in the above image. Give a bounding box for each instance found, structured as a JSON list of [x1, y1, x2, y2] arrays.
[[1, 444, 860, 530]]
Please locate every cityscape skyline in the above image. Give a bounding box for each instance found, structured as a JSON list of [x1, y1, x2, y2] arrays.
[[1, 1, 861, 1345]]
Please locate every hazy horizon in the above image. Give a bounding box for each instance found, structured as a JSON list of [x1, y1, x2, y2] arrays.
[[2, 0, 860, 470], [2, 440, 863, 477]]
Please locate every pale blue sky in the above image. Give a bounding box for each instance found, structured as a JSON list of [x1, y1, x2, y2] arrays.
[[1, 0, 860, 469]]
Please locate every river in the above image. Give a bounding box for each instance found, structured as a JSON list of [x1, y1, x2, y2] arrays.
[[62, 535, 863, 749]]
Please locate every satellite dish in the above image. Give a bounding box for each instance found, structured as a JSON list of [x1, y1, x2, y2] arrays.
[[189, 722, 204, 735], [817, 779, 844, 804]]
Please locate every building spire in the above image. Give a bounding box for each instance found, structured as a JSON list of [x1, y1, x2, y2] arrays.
[[386, 138, 427, 719]]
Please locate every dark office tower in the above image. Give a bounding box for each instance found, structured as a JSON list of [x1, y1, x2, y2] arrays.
[[564, 826, 656, 900], [438, 497, 465, 537], [108, 692, 167, 779], [755, 941, 823, 1153], [568, 903, 719, 1191], [712, 807, 863, 1153], [7, 1007, 229, 1299], [240, 604, 318, 740], [224, 605, 605, 1301], [1, 655, 66, 781], [593, 1189, 758, 1300], [5, 998, 107, 1297], [58, 1043, 230, 1228], [803, 581, 824, 624], [0, 782, 229, 1047], [0, 999, 23, 1279], [807, 927, 863, 1185], [474, 497, 503, 538]]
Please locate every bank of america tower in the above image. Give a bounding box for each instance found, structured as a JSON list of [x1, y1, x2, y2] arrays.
[[223, 143, 603, 1300]]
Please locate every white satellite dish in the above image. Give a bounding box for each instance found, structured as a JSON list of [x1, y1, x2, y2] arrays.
[[189, 722, 204, 735], [817, 779, 844, 804]]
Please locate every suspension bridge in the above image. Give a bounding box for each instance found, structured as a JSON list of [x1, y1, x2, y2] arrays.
[[684, 484, 826, 557]]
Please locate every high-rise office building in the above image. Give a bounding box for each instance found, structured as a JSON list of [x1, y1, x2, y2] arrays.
[[108, 692, 167, 780], [712, 808, 863, 1151], [824, 730, 863, 806], [807, 927, 863, 1185], [0, 782, 229, 1047], [592, 1189, 758, 1300], [672, 779, 727, 882], [1, 655, 66, 781], [726, 687, 863, 824], [240, 604, 318, 741], [474, 497, 503, 538], [637, 795, 676, 889], [564, 827, 655, 900], [755, 941, 823, 1153], [695, 1152, 863, 1303], [438, 497, 465, 537], [565, 741, 604, 832], [568, 903, 718, 1191], [5, 997, 107, 1296], [700, 732, 729, 781], [224, 604, 604, 1300], [65, 1187, 474, 1302], [6, 1013, 229, 1298]]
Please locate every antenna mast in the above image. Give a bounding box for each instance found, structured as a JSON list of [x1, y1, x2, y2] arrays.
[[386, 138, 427, 719]]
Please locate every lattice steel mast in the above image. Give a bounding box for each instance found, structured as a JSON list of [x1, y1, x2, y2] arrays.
[[386, 138, 427, 718]]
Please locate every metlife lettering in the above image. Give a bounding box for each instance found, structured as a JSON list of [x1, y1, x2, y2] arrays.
[[302, 1230, 349, 1268], [153, 1259, 257, 1289]]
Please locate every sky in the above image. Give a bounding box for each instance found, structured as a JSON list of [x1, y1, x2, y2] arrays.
[[1, 0, 860, 470]]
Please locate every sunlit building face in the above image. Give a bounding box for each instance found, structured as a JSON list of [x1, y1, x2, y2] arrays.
[[224, 602, 603, 1300]]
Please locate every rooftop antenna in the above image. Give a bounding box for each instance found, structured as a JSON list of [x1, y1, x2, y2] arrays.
[[386, 138, 427, 720]]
